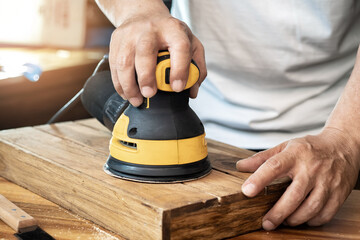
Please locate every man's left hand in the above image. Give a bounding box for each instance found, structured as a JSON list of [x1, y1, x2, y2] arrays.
[[236, 127, 360, 230]]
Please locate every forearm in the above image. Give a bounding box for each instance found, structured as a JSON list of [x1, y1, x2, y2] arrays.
[[95, 0, 170, 27], [325, 45, 360, 166]]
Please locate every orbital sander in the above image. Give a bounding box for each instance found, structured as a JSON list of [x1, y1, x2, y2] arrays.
[[82, 51, 211, 183]]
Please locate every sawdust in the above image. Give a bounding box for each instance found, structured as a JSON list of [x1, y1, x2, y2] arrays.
[[60, 207, 121, 240], [92, 226, 120, 240]]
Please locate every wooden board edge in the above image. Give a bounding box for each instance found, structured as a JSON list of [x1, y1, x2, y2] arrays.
[[168, 192, 283, 239], [0, 138, 163, 239]]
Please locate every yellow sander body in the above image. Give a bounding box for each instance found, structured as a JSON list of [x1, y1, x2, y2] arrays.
[[104, 51, 211, 183]]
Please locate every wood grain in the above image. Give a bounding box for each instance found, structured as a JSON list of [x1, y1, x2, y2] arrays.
[[0, 177, 124, 240], [235, 191, 360, 240], [0, 119, 289, 239], [0, 194, 37, 233], [1, 175, 359, 240]]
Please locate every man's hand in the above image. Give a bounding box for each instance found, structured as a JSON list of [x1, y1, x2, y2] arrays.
[[97, 0, 206, 107], [236, 127, 360, 230]]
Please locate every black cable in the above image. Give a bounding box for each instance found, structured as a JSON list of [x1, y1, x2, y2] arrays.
[[47, 54, 109, 124]]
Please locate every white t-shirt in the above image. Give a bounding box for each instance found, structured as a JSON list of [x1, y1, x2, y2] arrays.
[[172, 0, 360, 149]]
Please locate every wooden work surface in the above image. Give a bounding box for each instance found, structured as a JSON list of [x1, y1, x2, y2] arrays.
[[0, 177, 359, 240], [0, 118, 288, 239], [0, 119, 356, 239]]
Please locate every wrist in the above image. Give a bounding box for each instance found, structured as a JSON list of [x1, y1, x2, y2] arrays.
[[96, 0, 170, 27], [325, 116, 360, 151], [321, 126, 360, 170]]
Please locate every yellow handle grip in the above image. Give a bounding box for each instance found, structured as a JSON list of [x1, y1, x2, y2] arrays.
[[155, 51, 200, 92]]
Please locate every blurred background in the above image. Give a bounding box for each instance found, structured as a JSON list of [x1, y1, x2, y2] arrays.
[[0, 0, 114, 130]]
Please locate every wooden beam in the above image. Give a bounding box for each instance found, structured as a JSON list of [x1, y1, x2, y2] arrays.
[[0, 119, 289, 239]]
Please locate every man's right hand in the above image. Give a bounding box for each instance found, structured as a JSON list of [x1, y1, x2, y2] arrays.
[[96, 0, 207, 106]]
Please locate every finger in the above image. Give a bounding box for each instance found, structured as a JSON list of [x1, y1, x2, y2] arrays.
[[262, 175, 312, 230], [241, 150, 292, 197], [307, 190, 347, 226], [119, 67, 143, 107], [109, 30, 140, 104], [135, 32, 158, 98], [110, 66, 126, 99], [189, 82, 200, 98], [236, 143, 285, 173], [191, 36, 207, 84], [166, 33, 192, 92], [113, 52, 142, 106], [109, 35, 126, 99], [285, 184, 329, 226]]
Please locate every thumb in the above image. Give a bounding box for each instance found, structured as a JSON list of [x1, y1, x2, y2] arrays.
[[236, 142, 286, 172]]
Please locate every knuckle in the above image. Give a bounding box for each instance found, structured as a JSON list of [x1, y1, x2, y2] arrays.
[[136, 39, 157, 55], [293, 140, 310, 153], [113, 55, 133, 71], [266, 158, 283, 173], [331, 173, 343, 190], [120, 80, 137, 96], [290, 184, 306, 202], [168, 18, 189, 31], [308, 198, 323, 213], [124, 89, 140, 99], [173, 38, 192, 51], [137, 72, 155, 85], [110, 27, 123, 39], [141, 20, 156, 30]]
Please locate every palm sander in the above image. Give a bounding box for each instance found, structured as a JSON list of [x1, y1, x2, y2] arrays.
[[103, 51, 211, 183]]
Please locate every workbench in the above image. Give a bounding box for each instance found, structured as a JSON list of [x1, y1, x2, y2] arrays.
[[0, 47, 108, 130], [0, 119, 359, 239], [0, 177, 359, 239]]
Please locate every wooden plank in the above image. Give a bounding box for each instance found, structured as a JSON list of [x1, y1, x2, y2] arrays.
[[0, 194, 38, 233], [170, 193, 282, 240], [67, 119, 289, 194], [1, 176, 360, 240], [0, 177, 124, 240], [36, 122, 248, 202], [37, 121, 284, 205], [0, 127, 218, 239], [235, 191, 360, 240], [0, 140, 163, 239], [0, 120, 289, 239]]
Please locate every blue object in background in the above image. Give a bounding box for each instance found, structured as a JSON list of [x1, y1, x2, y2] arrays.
[[23, 63, 42, 82]]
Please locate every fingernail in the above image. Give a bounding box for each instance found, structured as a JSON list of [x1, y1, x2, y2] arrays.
[[242, 183, 256, 196], [129, 97, 143, 107], [141, 86, 155, 98], [262, 220, 275, 231], [236, 159, 244, 169], [172, 80, 184, 92]]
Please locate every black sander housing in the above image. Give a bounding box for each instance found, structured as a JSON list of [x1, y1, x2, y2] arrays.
[[82, 51, 211, 183]]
